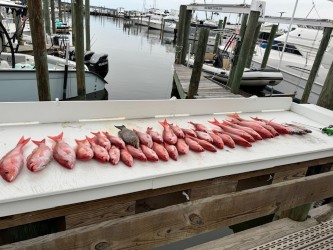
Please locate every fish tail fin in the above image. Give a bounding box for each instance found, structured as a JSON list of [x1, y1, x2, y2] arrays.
[[85, 136, 95, 143], [227, 113, 240, 119], [75, 138, 86, 144], [159, 119, 168, 127], [32, 138, 46, 146], [91, 131, 100, 136], [115, 125, 125, 130], [147, 127, 152, 132], [188, 121, 195, 126], [17, 136, 31, 146], [48, 132, 63, 142], [208, 118, 220, 126], [102, 131, 109, 136]]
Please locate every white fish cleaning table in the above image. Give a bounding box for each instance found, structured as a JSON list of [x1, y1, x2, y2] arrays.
[[0, 97, 333, 249]]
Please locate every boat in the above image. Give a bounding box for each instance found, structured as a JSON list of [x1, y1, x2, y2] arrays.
[[0, 2, 108, 101], [251, 26, 333, 104]]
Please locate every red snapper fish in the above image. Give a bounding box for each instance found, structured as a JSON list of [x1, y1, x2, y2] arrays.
[[120, 148, 134, 167], [75, 138, 94, 161], [208, 132, 224, 149], [141, 144, 159, 162], [251, 117, 292, 135], [103, 132, 126, 149], [184, 137, 204, 152], [109, 146, 120, 165], [224, 120, 262, 141], [186, 135, 217, 152], [188, 121, 209, 133], [126, 145, 147, 161], [159, 119, 177, 145], [27, 139, 53, 172], [168, 123, 185, 139], [133, 129, 153, 148], [195, 130, 213, 143], [164, 143, 179, 161], [176, 139, 189, 155], [86, 136, 110, 163], [212, 130, 235, 148], [0, 136, 30, 182], [181, 127, 197, 138], [48, 132, 76, 169], [91, 132, 111, 150], [152, 142, 169, 161], [221, 132, 252, 147], [146, 127, 163, 144]]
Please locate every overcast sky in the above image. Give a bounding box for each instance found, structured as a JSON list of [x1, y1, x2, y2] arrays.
[[86, 0, 332, 21]]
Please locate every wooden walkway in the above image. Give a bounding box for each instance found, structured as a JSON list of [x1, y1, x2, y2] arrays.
[[173, 64, 244, 99], [188, 204, 333, 250]]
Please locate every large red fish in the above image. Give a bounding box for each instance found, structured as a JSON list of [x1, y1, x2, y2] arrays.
[[195, 130, 213, 143], [109, 146, 120, 165], [208, 132, 224, 149], [126, 145, 147, 162], [181, 127, 197, 138], [0, 136, 30, 182], [188, 121, 209, 133], [209, 119, 255, 142], [164, 143, 179, 161], [222, 132, 252, 147], [212, 130, 235, 148], [120, 148, 134, 167], [141, 145, 159, 162], [86, 136, 110, 163], [176, 139, 189, 155], [251, 117, 292, 135], [224, 120, 262, 141], [48, 132, 76, 169], [91, 132, 111, 150], [187, 136, 217, 152], [103, 132, 126, 149], [146, 127, 163, 144], [168, 123, 185, 139], [133, 129, 153, 148], [159, 119, 177, 145], [184, 137, 204, 152], [152, 142, 169, 161], [75, 138, 94, 161], [27, 139, 53, 172]]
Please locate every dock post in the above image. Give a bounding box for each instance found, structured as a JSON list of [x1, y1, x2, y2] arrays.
[[227, 13, 248, 87], [175, 5, 187, 64], [27, 0, 50, 101], [148, 16, 151, 29], [192, 23, 198, 54], [161, 19, 166, 41], [71, 0, 76, 46], [261, 24, 278, 68], [74, 0, 86, 100], [43, 0, 51, 35], [50, 0, 56, 34], [230, 9, 260, 94], [301, 27, 333, 104], [85, 0, 91, 51], [187, 28, 209, 99], [222, 16, 227, 29], [213, 19, 223, 54], [317, 61, 333, 110], [58, 0, 63, 20], [245, 22, 262, 68], [181, 8, 192, 64]]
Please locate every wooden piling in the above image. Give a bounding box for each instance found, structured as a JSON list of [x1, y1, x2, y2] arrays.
[[180, 9, 192, 65], [227, 13, 248, 87], [175, 5, 187, 64], [71, 0, 76, 46], [50, 0, 56, 34], [187, 28, 209, 99], [245, 22, 262, 68], [301, 27, 333, 104], [27, 0, 50, 101], [214, 19, 223, 54], [43, 0, 51, 35], [74, 0, 86, 100], [192, 23, 198, 54], [230, 11, 260, 94], [317, 60, 333, 110], [261, 24, 278, 69], [85, 0, 91, 51], [222, 16, 227, 29], [58, 0, 63, 20]]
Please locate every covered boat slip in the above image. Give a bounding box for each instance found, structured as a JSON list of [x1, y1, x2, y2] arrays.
[[1, 97, 333, 248]]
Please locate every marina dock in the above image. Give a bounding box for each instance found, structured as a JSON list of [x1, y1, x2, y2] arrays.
[[173, 64, 243, 99]]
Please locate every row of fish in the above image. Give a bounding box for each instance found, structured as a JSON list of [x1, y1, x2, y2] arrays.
[[0, 114, 311, 183]]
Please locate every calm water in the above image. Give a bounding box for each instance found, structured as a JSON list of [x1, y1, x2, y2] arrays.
[[88, 16, 177, 100]]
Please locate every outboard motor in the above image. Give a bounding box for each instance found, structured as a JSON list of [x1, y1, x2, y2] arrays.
[[84, 51, 109, 79]]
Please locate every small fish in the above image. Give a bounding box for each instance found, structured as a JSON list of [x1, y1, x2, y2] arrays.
[[141, 144, 159, 162], [176, 139, 189, 155], [146, 127, 163, 144], [184, 137, 204, 152], [91, 132, 111, 150], [208, 132, 224, 149], [164, 143, 179, 161], [212, 130, 235, 148], [133, 129, 153, 148], [86, 136, 110, 163], [103, 132, 126, 149], [120, 148, 134, 167], [0, 136, 30, 182], [48, 132, 75, 169], [152, 142, 169, 161], [168, 123, 185, 139], [181, 127, 197, 138], [195, 130, 213, 143], [126, 145, 147, 162], [115, 125, 140, 148], [188, 121, 209, 133], [186, 135, 217, 152], [159, 119, 177, 145], [27, 139, 53, 172], [109, 146, 120, 165], [75, 138, 94, 161]]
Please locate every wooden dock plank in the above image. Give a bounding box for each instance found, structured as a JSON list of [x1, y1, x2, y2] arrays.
[[173, 64, 242, 99]]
